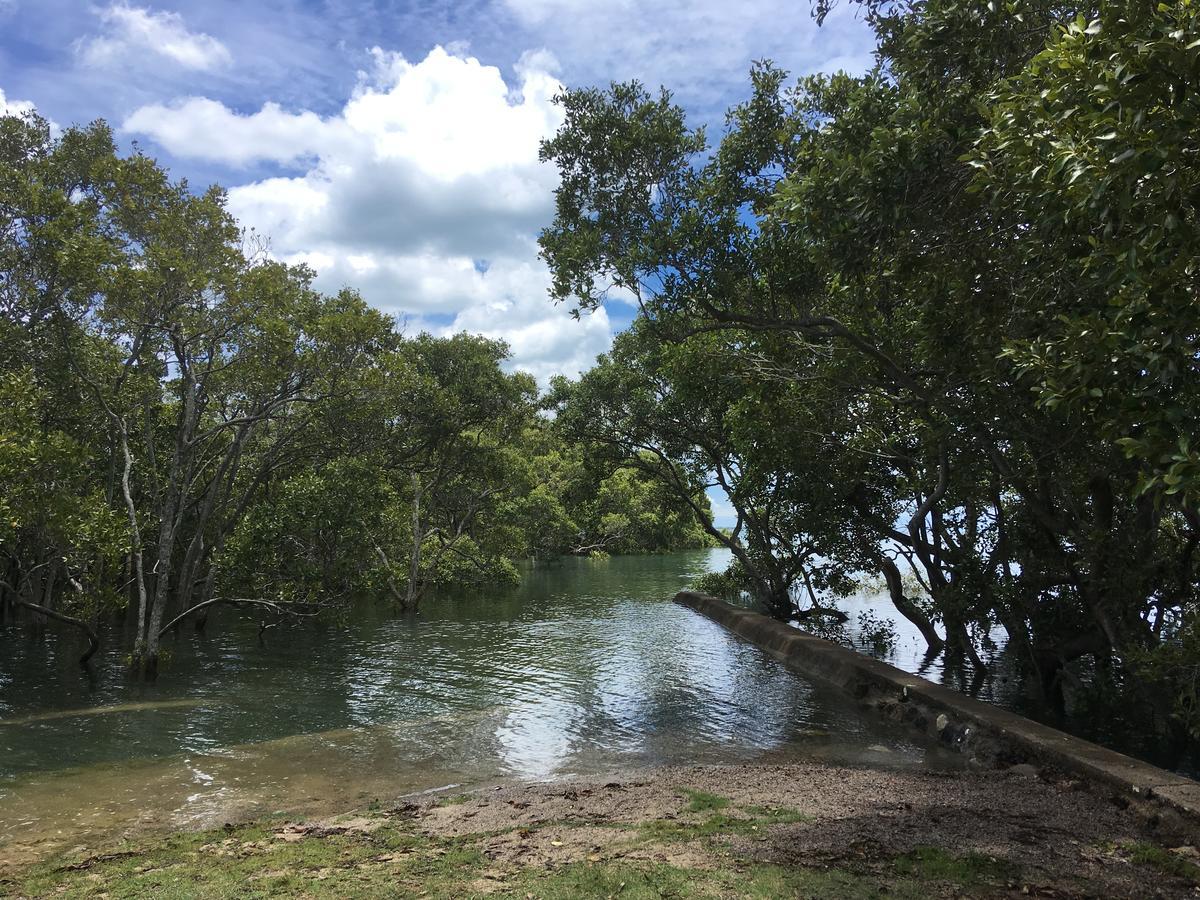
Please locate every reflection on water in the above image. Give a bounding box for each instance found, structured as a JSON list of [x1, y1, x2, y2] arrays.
[[0, 549, 959, 866], [831, 589, 1022, 702]]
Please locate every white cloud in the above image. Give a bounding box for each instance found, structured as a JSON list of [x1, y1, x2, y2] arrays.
[[500, 0, 875, 112], [0, 87, 36, 117], [706, 485, 737, 528], [124, 98, 332, 166], [0, 87, 59, 134], [77, 3, 232, 71], [443, 258, 613, 386], [123, 45, 611, 384]]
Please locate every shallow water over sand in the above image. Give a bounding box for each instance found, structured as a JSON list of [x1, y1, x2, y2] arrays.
[[0, 550, 959, 867]]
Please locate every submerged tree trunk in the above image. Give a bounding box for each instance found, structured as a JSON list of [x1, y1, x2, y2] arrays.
[[878, 556, 944, 653], [139, 476, 184, 676], [374, 545, 405, 605], [761, 576, 795, 621], [942, 612, 984, 670], [116, 416, 151, 661], [9, 595, 99, 665], [405, 472, 423, 609]]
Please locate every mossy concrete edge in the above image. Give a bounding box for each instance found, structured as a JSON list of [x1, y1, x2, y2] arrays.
[[674, 589, 1200, 835]]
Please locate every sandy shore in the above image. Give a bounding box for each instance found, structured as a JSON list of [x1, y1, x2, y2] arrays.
[[7, 759, 1200, 898]]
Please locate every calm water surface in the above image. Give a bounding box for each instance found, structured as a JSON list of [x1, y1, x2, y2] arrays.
[[0, 550, 956, 865]]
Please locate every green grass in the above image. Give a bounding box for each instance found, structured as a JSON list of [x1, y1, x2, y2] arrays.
[[1123, 841, 1200, 884], [679, 788, 730, 813], [10, 823, 483, 900], [638, 803, 810, 842], [738, 804, 813, 825], [11, 820, 922, 900], [11, 805, 1187, 900], [504, 859, 934, 899], [0, 809, 931, 900]]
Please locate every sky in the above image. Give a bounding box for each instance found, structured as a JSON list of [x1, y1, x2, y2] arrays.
[[0, 0, 877, 523]]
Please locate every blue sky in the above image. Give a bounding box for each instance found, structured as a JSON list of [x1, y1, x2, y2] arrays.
[[1, 0, 876, 523]]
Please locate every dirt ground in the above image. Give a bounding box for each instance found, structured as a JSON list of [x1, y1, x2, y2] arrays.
[[409, 761, 1197, 897], [8, 760, 1200, 898]]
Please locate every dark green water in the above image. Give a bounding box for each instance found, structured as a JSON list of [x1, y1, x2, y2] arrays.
[[0, 550, 955, 863]]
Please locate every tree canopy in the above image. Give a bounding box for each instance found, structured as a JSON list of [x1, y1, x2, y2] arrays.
[[5, 1, 1200, 762], [0, 114, 712, 675], [540, 0, 1200, 744]]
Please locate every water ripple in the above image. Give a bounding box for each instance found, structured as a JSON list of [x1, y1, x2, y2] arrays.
[[1, 550, 956, 804]]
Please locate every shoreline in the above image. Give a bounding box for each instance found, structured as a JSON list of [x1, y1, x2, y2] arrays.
[[676, 590, 1200, 832], [7, 760, 1200, 898]]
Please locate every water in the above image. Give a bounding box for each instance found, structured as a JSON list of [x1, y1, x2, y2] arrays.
[[831, 588, 1024, 704], [0, 549, 957, 867], [776, 583, 1195, 775]]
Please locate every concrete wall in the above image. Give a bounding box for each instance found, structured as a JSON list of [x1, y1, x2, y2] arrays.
[[675, 589, 1200, 835]]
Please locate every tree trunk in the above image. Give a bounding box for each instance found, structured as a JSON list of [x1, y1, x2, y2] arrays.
[[41, 564, 58, 613], [138, 332, 202, 676], [405, 472, 423, 609], [762, 580, 794, 621], [879, 556, 944, 653], [141, 491, 181, 673], [942, 613, 984, 669], [14, 599, 100, 665], [115, 417, 150, 658], [174, 426, 250, 612]]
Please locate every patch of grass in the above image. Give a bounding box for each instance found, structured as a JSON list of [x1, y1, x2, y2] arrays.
[[738, 865, 928, 900], [638, 804, 809, 843], [738, 804, 811, 825], [892, 846, 1014, 885], [13, 821, 484, 899], [507, 859, 926, 899], [432, 792, 474, 807], [1123, 841, 1200, 883], [507, 860, 699, 898], [10, 813, 893, 900], [10, 810, 1028, 900], [640, 812, 749, 842], [680, 788, 730, 813]]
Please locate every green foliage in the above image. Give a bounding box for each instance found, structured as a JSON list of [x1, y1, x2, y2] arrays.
[[694, 561, 753, 600], [0, 111, 710, 667], [220, 460, 399, 606], [0, 370, 127, 617], [10, 808, 1015, 900], [892, 846, 1015, 884], [538, 0, 1200, 746], [1124, 606, 1200, 740], [507, 418, 715, 558], [972, 1, 1200, 502], [550, 321, 859, 621], [855, 610, 898, 658]]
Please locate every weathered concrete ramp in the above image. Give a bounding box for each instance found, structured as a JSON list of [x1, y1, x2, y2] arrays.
[[675, 589, 1200, 833]]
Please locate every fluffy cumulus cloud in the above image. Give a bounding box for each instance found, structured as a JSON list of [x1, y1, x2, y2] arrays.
[[76, 3, 232, 72], [122, 46, 612, 384], [0, 86, 35, 116], [124, 98, 330, 167]]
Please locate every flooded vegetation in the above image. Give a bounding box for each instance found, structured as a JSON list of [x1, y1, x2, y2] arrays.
[[3, 0, 1200, 894], [0, 551, 961, 867]]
